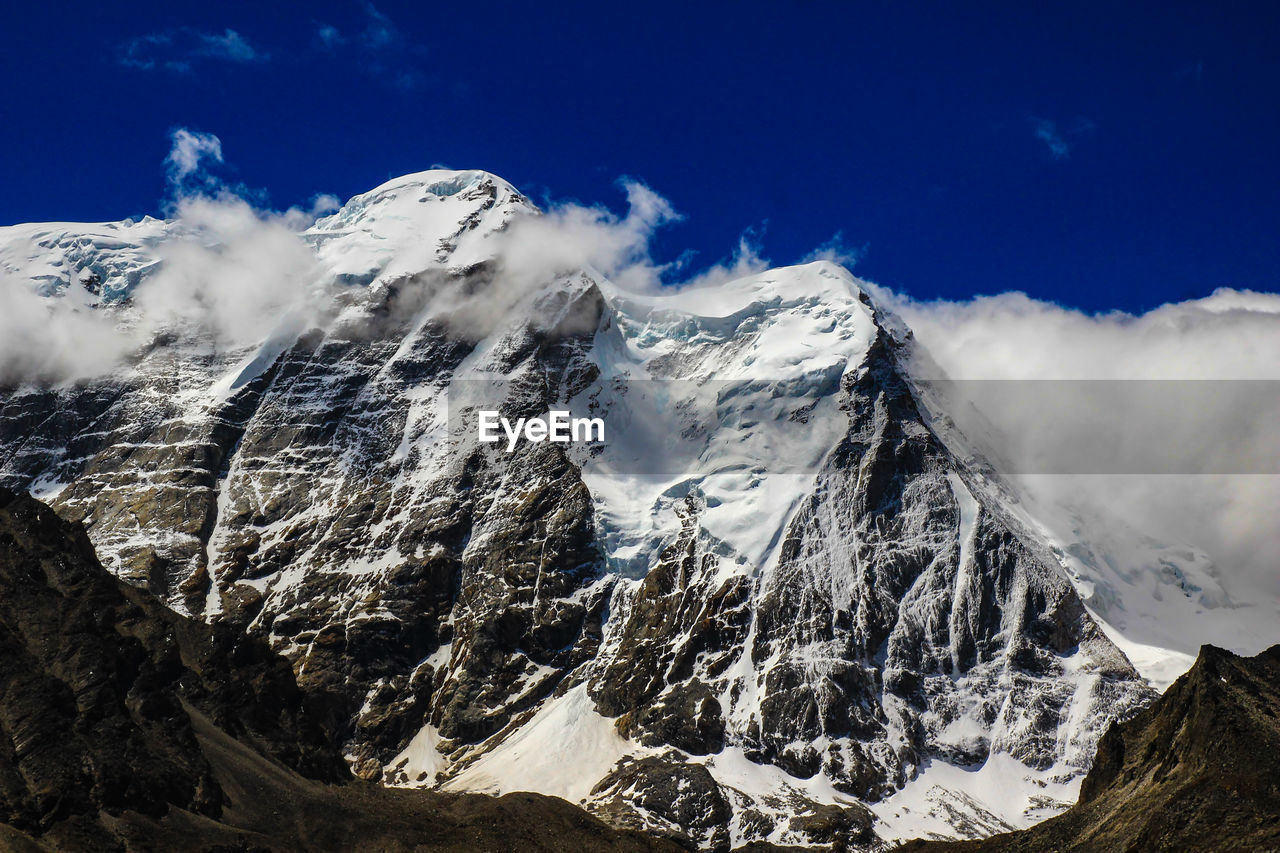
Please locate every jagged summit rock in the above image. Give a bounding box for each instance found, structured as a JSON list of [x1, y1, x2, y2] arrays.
[[305, 169, 533, 286]]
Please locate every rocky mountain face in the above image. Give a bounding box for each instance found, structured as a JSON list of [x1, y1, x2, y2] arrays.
[[0, 487, 681, 853], [0, 170, 1159, 850], [898, 643, 1280, 852]]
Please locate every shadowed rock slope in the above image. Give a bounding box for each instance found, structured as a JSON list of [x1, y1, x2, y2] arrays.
[[0, 487, 680, 852], [897, 644, 1280, 853]]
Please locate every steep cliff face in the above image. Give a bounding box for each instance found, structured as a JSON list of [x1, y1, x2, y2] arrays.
[[0, 169, 1156, 850]]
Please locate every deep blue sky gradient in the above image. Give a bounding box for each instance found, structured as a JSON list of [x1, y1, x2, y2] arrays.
[[2, 1, 1277, 312]]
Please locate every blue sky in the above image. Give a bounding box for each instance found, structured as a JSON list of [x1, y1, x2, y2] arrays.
[[2, 1, 1277, 312]]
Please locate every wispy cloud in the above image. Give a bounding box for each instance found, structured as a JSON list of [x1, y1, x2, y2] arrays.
[[1031, 116, 1095, 162], [1033, 119, 1070, 160], [312, 3, 426, 90], [165, 129, 223, 187], [118, 8, 420, 87], [119, 27, 267, 72], [868, 281, 1280, 631], [802, 231, 866, 267]]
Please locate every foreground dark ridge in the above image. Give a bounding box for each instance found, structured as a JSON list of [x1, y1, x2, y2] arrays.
[[896, 643, 1280, 853], [0, 488, 680, 852]]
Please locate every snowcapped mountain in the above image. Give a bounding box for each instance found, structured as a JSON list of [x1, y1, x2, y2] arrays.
[[0, 169, 1196, 849], [0, 215, 172, 301]]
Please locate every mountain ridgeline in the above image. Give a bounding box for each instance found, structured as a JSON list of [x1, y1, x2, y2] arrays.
[[0, 169, 1217, 850]]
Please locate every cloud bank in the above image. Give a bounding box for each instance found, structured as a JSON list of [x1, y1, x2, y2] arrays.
[[869, 282, 1280, 650], [0, 129, 335, 383], [878, 285, 1280, 381]]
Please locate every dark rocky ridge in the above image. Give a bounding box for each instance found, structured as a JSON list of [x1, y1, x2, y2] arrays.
[[897, 644, 1280, 852], [0, 487, 681, 852]]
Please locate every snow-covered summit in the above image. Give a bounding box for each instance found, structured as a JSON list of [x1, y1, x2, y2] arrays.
[[0, 216, 172, 301], [596, 260, 872, 379], [305, 169, 533, 285], [354, 168, 522, 201], [0, 168, 533, 305]]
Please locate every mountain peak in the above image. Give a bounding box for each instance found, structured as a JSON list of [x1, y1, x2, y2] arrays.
[[306, 168, 533, 285], [358, 168, 521, 200]]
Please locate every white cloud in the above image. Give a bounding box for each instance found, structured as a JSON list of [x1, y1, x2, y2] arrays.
[[120, 27, 267, 72], [132, 193, 326, 349], [272, 193, 343, 232], [139, 131, 337, 348], [1033, 118, 1070, 160], [311, 4, 425, 90], [442, 178, 769, 336], [0, 129, 340, 382], [868, 281, 1280, 645], [475, 179, 681, 293], [0, 276, 136, 383], [802, 231, 865, 267], [875, 285, 1280, 381], [488, 179, 771, 295], [165, 129, 224, 186]]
